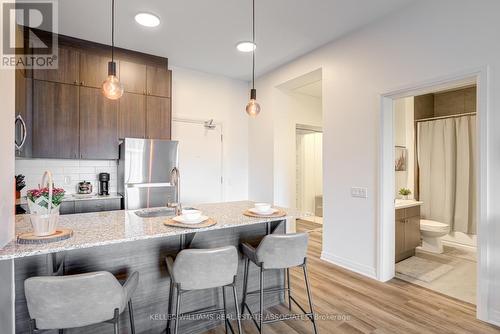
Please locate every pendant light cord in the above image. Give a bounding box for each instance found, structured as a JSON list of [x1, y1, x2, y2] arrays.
[[111, 0, 115, 62], [252, 0, 255, 89]]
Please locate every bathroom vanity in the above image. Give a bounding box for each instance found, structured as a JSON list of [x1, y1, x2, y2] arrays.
[[395, 200, 423, 262]]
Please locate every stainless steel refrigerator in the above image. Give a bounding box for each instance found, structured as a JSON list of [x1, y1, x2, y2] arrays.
[[118, 138, 179, 210]]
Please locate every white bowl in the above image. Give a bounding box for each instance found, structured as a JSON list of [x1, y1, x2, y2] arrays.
[[182, 209, 202, 221], [254, 203, 271, 213]]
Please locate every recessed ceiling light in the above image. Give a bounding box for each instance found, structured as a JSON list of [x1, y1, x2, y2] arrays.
[[134, 12, 160, 27], [236, 41, 256, 52]]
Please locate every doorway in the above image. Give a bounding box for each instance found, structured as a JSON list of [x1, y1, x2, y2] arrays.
[[296, 124, 323, 223], [378, 69, 488, 320]]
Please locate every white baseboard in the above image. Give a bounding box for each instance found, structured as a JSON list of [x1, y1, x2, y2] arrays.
[[486, 310, 500, 328], [320, 251, 377, 279]]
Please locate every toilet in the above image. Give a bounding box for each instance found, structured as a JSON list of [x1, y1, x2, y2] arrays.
[[419, 219, 450, 253]]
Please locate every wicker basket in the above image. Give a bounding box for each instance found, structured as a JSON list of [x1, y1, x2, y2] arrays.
[[27, 171, 60, 237]]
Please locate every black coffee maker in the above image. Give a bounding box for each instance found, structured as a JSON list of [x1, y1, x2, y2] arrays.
[[98, 173, 110, 196]]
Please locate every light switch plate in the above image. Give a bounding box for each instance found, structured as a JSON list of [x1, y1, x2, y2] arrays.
[[351, 187, 368, 198]]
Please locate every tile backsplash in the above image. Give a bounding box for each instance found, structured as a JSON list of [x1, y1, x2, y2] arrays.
[[15, 159, 118, 196]]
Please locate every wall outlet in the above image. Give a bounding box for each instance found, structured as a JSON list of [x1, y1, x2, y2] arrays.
[[351, 187, 368, 198]]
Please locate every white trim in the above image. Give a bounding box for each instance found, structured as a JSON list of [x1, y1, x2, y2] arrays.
[[378, 67, 489, 322], [321, 251, 377, 279]]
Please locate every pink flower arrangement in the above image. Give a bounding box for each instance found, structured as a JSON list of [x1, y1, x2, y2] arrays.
[[27, 187, 66, 208]]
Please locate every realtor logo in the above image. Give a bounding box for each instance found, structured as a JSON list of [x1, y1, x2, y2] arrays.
[[1, 0, 58, 69]]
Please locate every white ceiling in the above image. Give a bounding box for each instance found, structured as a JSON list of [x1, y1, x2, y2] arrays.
[[53, 0, 415, 81]]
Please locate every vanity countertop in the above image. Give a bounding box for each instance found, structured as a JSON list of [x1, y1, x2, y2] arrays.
[[395, 199, 423, 209]]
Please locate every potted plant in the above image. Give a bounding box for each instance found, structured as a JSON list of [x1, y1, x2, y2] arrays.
[[399, 188, 412, 200], [15, 174, 25, 200], [26, 171, 65, 236]]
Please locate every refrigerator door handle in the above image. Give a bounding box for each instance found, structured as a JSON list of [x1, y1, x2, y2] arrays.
[[15, 114, 27, 151], [126, 183, 173, 188]]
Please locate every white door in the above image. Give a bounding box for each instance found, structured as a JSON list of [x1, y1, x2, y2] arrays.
[[172, 119, 223, 205]]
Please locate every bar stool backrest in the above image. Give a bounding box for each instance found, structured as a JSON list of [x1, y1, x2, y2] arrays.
[[256, 233, 309, 269], [173, 246, 238, 290], [24, 271, 126, 330]]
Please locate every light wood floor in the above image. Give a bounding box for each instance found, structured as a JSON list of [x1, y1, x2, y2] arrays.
[[204, 221, 500, 334]]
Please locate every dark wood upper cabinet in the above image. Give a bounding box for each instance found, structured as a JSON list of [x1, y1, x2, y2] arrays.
[[146, 67, 171, 97], [80, 53, 115, 88], [119, 93, 146, 139], [32, 80, 79, 159], [33, 46, 79, 85], [146, 96, 171, 140], [79, 87, 119, 159], [19, 29, 171, 159], [120, 61, 146, 94]]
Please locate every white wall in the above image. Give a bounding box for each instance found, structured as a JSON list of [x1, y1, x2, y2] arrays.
[[394, 97, 414, 197], [0, 56, 15, 333], [170, 66, 249, 201], [248, 0, 500, 324], [0, 68, 15, 247]]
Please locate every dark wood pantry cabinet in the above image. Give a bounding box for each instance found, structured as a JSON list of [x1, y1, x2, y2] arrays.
[[119, 93, 146, 139], [146, 96, 172, 139], [79, 87, 119, 159], [33, 47, 80, 85], [15, 28, 172, 160], [32, 80, 79, 159]]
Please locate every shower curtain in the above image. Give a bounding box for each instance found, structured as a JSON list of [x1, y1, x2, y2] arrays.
[[417, 115, 476, 234]]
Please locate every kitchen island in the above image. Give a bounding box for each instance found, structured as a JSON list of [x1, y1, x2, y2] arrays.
[[0, 201, 301, 334]]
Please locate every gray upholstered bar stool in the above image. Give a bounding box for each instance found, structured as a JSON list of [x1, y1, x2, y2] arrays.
[[241, 233, 318, 334], [165, 246, 242, 334], [24, 271, 139, 334]]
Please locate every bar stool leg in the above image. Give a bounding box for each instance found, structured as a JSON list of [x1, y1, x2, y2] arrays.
[[113, 308, 120, 334], [174, 288, 182, 334], [166, 279, 174, 334], [303, 261, 319, 334], [241, 258, 249, 313], [259, 267, 264, 334], [231, 284, 243, 334], [222, 286, 228, 334], [128, 300, 136, 334], [286, 268, 292, 311]]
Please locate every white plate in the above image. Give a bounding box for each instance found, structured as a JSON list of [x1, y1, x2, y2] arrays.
[[248, 208, 278, 215], [172, 215, 209, 225]]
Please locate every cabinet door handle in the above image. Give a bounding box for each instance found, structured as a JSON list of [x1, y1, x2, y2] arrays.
[[80, 81, 85, 86], [73, 81, 78, 85]]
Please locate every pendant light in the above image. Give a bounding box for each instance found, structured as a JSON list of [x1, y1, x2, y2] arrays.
[[245, 0, 261, 116], [102, 0, 124, 100]]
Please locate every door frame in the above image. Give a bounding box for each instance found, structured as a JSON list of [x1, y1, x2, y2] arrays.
[[172, 117, 225, 202], [377, 67, 489, 321]]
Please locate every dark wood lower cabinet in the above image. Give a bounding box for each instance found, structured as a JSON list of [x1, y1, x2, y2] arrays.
[[146, 96, 171, 139], [119, 92, 146, 139], [79, 87, 119, 159], [32, 81, 79, 159]]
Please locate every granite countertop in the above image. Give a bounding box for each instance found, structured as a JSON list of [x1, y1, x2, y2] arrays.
[[0, 201, 302, 260], [16, 193, 122, 205]]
